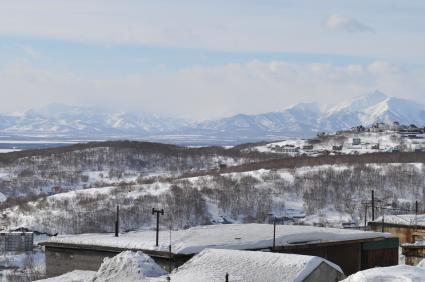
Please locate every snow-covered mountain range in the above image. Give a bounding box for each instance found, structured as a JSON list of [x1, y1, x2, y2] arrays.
[[1, 91, 424, 144]]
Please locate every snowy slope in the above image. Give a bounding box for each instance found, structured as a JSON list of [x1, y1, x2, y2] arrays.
[[342, 265, 425, 281]]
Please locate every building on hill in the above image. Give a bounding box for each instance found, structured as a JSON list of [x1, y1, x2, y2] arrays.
[[332, 145, 343, 151], [302, 145, 314, 151], [391, 121, 400, 131], [369, 214, 425, 244], [352, 138, 361, 146], [170, 249, 346, 282], [40, 224, 399, 278]]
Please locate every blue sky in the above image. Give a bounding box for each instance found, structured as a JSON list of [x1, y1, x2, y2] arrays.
[[0, 1, 424, 119]]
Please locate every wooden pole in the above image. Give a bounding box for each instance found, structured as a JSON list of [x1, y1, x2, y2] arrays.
[[115, 205, 119, 237], [364, 204, 367, 231], [381, 214, 384, 233], [273, 218, 276, 250], [372, 190, 375, 221]]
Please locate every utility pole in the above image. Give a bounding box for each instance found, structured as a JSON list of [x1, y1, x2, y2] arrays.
[[169, 225, 172, 273], [364, 204, 368, 231], [225, 273, 229, 282], [152, 208, 164, 247], [272, 217, 276, 252], [381, 214, 384, 233], [115, 205, 120, 237], [371, 190, 375, 221], [416, 201, 419, 215], [415, 200, 419, 231]]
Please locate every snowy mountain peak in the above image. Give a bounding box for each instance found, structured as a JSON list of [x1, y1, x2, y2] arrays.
[[0, 92, 424, 143], [284, 102, 322, 115], [363, 97, 425, 125], [327, 91, 388, 115]]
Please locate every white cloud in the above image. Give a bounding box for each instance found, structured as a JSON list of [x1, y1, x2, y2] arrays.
[[1, 60, 424, 120], [326, 14, 375, 33], [22, 46, 42, 60]]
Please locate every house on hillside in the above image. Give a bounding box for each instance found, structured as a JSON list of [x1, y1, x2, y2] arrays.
[[169, 249, 346, 282], [351, 125, 366, 133], [391, 121, 400, 131], [41, 224, 399, 278], [332, 145, 343, 151], [302, 145, 314, 151], [274, 145, 300, 154], [371, 143, 380, 150], [352, 138, 361, 146]]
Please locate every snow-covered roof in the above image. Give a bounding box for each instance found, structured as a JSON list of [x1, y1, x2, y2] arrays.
[[373, 214, 425, 227], [47, 224, 391, 255], [170, 249, 344, 282], [342, 265, 425, 282]]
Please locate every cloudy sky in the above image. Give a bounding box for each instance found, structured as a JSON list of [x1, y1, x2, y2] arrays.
[[0, 0, 424, 120]]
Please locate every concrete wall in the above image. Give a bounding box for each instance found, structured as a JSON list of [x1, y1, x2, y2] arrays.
[[370, 223, 425, 244], [45, 247, 117, 278], [44, 246, 188, 278]]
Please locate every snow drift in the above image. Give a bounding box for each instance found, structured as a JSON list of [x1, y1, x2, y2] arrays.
[[89, 251, 167, 282], [342, 265, 425, 281]]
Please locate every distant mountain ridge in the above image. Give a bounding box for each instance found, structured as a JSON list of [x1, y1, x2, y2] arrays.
[[1, 91, 424, 144]]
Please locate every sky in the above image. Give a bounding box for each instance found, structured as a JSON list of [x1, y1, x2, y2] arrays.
[[0, 0, 425, 120]]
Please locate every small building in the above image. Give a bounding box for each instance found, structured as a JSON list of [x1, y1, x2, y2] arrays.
[[391, 122, 400, 131], [41, 224, 399, 278], [275, 145, 300, 154], [170, 249, 345, 282], [371, 144, 380, 150], [0, 232, 33, 251], [401, 241, 425, 266], [351, 125, 366, 133], [369, 214, 425, 244], [352, 138, 361, 146], [302, 145, 314, 151], [332, 145, 343, 151], [309, 139, 321, 144]]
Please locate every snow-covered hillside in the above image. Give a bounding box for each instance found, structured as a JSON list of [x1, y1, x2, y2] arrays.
[[3, 163, 424, 234], [250, 130, 425, 156]]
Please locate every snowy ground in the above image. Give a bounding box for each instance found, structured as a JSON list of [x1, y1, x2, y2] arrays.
[[342, 265, 425, 281]]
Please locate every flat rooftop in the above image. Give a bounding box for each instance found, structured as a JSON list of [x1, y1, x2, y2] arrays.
[[43, 224, 391, 255], [372, 214, 425, 227]]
